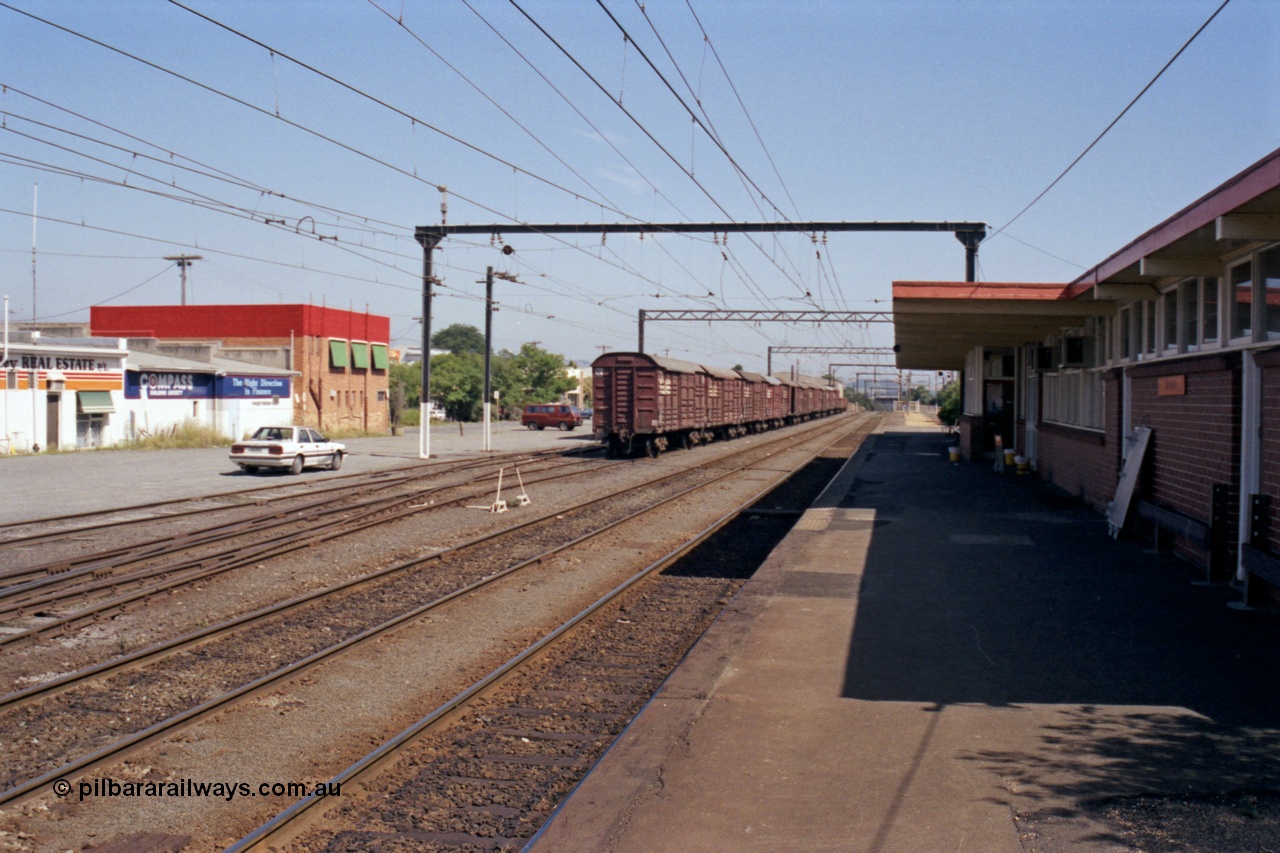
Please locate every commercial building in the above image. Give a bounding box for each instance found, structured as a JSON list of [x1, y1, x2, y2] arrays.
[[893, 146, 1280, 608], [123, 345, 296, 441], [1, 334, 127, 452], [91, 304, 391, 434]]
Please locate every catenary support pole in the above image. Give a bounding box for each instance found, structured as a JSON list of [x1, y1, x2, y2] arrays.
[[484, 266, 494, 453], [415, 233, 440, 459]]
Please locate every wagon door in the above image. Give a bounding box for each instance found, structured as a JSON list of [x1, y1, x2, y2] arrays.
[[636, 363, 664, 435]]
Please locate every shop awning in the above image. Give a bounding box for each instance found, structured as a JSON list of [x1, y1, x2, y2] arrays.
[[329, 339, 349, 368], [351, 341, 370, 370], [371, 343, 389, 370], [77, 390, 115, 414]]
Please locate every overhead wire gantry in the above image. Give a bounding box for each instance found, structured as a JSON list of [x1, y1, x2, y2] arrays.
[[412, 219, 985, 458]]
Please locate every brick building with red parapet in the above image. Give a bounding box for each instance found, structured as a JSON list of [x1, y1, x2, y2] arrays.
[[91, 304, 391, 434]]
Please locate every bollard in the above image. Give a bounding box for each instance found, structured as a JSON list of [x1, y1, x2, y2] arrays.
[[948, 445, 960, 463]]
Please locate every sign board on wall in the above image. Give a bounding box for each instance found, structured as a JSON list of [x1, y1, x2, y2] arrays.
[[217, 375, 291, 398], [125, 372, 291, 399], [1157, 375, 1187, 396], [126, 371, 212, 399]]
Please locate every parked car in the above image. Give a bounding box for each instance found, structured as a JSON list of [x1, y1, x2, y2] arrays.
[[521, 404, 583, 431], [230, 425, 346, 474]]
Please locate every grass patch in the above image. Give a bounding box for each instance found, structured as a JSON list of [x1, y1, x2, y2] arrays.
[[122, 422, 233, 450]]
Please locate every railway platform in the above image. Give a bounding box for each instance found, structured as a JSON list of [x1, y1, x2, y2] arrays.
[[528, 415, 1280, 851]]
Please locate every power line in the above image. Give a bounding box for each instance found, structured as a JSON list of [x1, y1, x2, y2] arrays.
[[164, 0, 632, 216], [988, 0, 1232, 241]]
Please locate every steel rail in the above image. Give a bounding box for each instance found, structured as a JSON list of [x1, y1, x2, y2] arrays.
[[0, 444, 589, 546], [0, 455, 617, 642], [0, 413, 868, 810], [0, 452, 588, 599], [0, 414, 855, 706], [228, 413, 878, 850]]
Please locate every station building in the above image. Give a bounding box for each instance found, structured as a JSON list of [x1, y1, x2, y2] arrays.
[[892, 146, 1280, 608], [91, 304, 391, 434]]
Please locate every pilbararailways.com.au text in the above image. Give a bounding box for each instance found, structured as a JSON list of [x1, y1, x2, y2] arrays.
[[54, 777, 341, 802]]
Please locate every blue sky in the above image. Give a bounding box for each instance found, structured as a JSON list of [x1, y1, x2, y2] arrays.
[[1, 0, 1276, 378]]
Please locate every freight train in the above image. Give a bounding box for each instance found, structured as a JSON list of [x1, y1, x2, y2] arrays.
[[591, 352, 847, 457]]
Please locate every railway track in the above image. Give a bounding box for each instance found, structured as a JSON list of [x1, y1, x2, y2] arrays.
[[0, 443, 590, 548], [231, 417, 878, 850], [0, 413, 872, 821], [0, 453, 614, 638]]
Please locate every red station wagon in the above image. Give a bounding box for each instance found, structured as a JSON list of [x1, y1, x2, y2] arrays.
[[521, 404, 583, 431]]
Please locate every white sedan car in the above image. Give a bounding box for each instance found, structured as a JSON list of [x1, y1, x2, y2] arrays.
[[230, 425, 346, 475]]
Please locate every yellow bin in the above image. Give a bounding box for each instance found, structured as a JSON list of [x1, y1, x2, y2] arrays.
[[948, 445, 960, 463]]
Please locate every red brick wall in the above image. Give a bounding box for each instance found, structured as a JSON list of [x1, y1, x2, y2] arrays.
[[1127, 355, 1239, 524], [1035, 424, 1114, 511], [1120, 354, 1240, 570], [957, 414, 981, 459], [1256, 349, 1280, 556]]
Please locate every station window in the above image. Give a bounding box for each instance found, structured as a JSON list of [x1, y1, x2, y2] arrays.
[[1119, 306, 1133, 360], [1231, 260, 1253, 340], [1202, 276, 1220, 344], [1162, 288, 1178, 352], [1042, 370, 1103, 431], [1179, 278, 1199, 352], [1143, 301, 1156, 357], [1263, 245, 1280, 338]]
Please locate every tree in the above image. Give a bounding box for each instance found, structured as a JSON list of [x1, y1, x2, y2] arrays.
[[843, 386, 879, 411], [937, 379, 961, 425], [909, 385, 937, 404], [388, 361, 420, 423], [429, 352, 485, 421], [496, 343, 576, 410], [431, 323, 485, 355]]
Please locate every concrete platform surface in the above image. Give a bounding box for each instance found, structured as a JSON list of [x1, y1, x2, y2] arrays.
[[529, 418, 1280, 852]]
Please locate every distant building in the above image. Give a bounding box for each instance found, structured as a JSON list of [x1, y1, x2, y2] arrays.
[[565, 365, 589, 409], [124, 342, 297, 440], [1, 333, 127, 452], [91, 304, 391, 434]]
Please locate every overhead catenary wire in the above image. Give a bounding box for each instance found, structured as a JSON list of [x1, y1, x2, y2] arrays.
[[4, 73, 730, 334], [504, 0, 808, 308], [988, 0, 1232, 242], [0, 3, 884, 360]]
